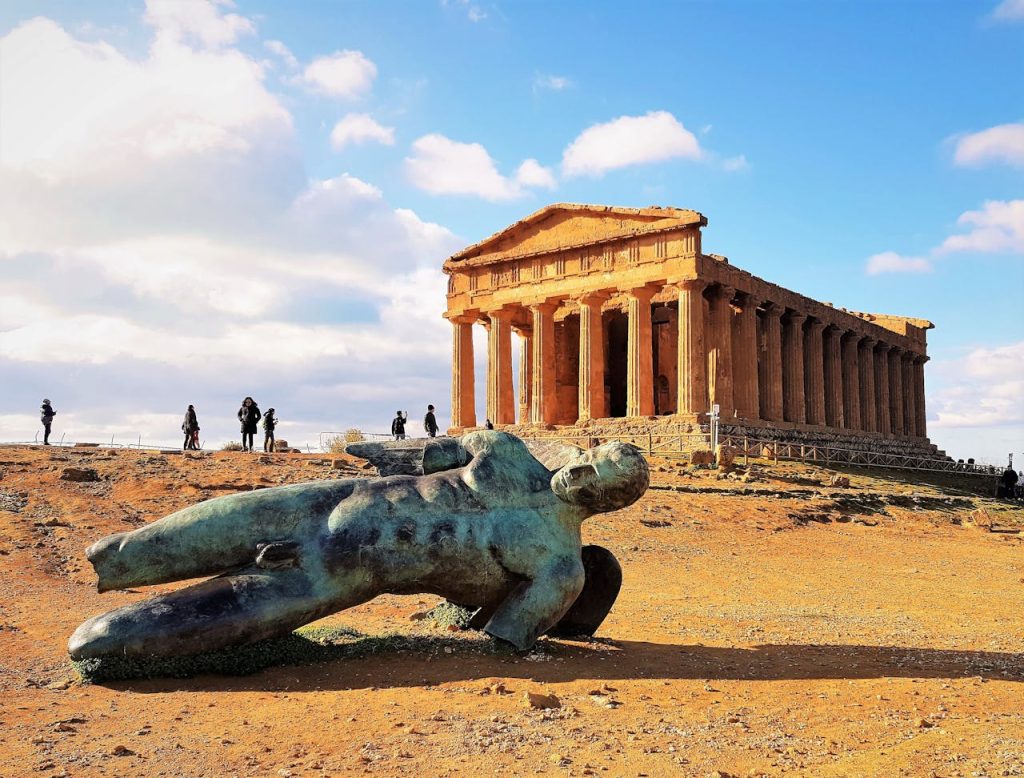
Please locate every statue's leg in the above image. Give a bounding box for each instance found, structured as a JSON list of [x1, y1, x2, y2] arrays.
[[545, 545, 622, 638], [68, 566, 372, 660]]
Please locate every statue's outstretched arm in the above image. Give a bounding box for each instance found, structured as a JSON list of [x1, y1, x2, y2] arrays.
[[483, 555, 585, 651]]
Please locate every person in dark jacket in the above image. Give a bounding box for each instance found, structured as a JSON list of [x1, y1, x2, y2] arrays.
[[391, 411, 407, 440], [484, 419, 494, 430], [182, 405, 199, 450], [40, 399, 56, 445], [998, 466, 1019, 499], [424, 404, 439, 438], [262, 408, 278, 453], [237, 397, 261, 452]]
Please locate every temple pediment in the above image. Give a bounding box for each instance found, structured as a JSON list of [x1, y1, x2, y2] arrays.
[[446, 203, 706, 266]]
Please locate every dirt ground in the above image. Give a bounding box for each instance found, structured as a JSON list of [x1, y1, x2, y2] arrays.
[[0, 444, 1021, 778]]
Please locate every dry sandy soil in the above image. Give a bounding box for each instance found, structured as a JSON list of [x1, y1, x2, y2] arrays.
[[0, 443, 1021, 778]]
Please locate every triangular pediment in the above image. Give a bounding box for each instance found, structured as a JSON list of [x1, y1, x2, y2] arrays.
[[447, 203, 706, 264]]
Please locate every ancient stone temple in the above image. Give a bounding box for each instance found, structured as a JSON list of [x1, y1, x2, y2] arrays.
[[442, 204, 933, 443]]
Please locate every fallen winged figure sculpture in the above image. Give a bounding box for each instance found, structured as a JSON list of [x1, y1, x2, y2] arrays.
[[69, 431, 649, 660]]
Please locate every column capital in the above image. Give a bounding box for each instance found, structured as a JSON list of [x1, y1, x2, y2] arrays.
[[528, 300, 559, 315], [859, 336, 877, 349], [674, 277, 708, 293], [713, 283, 736, 300], [913, 354, 930, 365], [487, 307, 516, 322], [787, 311, 808, 326], [763, 301, 785, 318], [875, 341, 891, 353], [625, 284, 659, 303], [739, 290, 761, 309], [806, 317, 826, 332], [448, 312, 479, 325], [577, 290, 611, 307]]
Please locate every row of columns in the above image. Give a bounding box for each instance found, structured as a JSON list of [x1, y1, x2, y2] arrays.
[[449, 280, 928, 438]]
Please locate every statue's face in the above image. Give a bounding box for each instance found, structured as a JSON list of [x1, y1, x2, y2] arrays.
[[551, 441, 649, 513]]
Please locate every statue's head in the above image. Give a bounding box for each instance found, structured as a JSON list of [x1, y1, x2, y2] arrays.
[[551, 441, 649, 513]]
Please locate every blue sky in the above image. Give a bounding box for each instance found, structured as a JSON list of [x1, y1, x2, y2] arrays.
[[0, 0, 1021, 462]]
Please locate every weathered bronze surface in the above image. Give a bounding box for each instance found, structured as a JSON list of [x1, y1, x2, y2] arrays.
[[69, 431, 648, 660]]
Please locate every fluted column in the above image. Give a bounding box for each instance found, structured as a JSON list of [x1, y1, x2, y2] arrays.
[[823, 325, 844, 429], [902, 354, 917, 437], [529, 302, 558, 425], [841, 331, 861, 430], [450, 315, 477, 429], [708, 285, 735, 417], [578, 292, 609, 421], [514, 324, 532, 424], [858, 337, 877, 432], [676, 279, 708, 416], [914, 356, 928, 438], [783, 312, 807, 424], [875, 343, 891, 435], [626, 287, 657, 417], [733, 292, 760, 420], [486, 309, 515, 426], [889, 347, 905, 436], [804, 319, 826, 426], [760, 303, 784, 422]]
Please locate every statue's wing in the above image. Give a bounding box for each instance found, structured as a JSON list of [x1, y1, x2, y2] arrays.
[[344, 440, 427, 476], [522, 439, 586, 471]]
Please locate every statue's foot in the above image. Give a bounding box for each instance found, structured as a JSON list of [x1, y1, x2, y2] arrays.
[[545, 545, 622, 638]]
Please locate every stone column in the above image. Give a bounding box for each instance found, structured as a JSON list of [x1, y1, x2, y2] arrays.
[[823, 325, 844, 429], [902, 354, 917, 437], [577, 292, 609, 421], [486, 309, 515, 426], [530, 302, 558, 425], [732, 292, 760, 421], [804, 319, 826, 426], [514, 324, 532, 425], [708, 285, 735, 417], [858, 337, 877, 433], [782, 312, 807, 424], [841, 331, 861, 430], [450, 315, 477, 429], [626, 287, 657, 417], [760, 303, 784, 422], [889, 347, 904, 436], [676, 279, 708, 416], [874, 343, 891, 435], [914, 356, 928, 439]]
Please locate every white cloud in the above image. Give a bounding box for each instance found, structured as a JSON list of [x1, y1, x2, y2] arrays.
[[931, 342, 1024, 428], [443, 0, 487, 22], [534, 74, 572, 91], [298, 49, 377, 98], [406, 134, 551, 200], [938, 200, 1024, 255], [865, 251, 933, 275], [952, 122, 1024, 168], [990, 0, 1024, 22], [561, 111, 703, 177], [264, 39, 298, 69], [330, 113, 396, 150], [514, 158, 557, 189], [145, 0, 255, 49], [722, 154, 750, 172]]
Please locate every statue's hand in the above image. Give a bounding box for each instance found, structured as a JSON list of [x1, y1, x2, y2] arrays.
[[255, 541, 302, 570]]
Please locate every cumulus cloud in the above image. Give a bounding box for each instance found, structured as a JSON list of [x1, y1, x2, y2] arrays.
[[298, 49, 377, 98], [329, 113, 396, 150], [145, 0, 255, 48], [952, 122, 1024, 168], [264, 39, 298, 69], [865, 251, 933, 275], [0, 7, 464, 447], [561, 111, 703, 177], [990, 0, 1024, 22], [405, 134, 555, 200], [938, 200, 1024, 255], [930, 342, 1024, 428]]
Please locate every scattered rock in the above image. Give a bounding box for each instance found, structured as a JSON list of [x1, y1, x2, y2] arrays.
[[523, 691, 560, 710], [829, 475, 851, 488], [690, 449, 714, 466], [111, 745, 135, 756], [59, 467, 100, 482]]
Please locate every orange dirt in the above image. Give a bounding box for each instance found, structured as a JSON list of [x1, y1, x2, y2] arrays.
[[0, 445, 1021, 777]]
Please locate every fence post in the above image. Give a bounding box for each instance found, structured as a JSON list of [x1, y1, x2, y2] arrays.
[[773, 443, 778, 465], [743, 436, 749, 466]]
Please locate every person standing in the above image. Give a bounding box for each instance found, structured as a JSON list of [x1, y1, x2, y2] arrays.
[[391, 411, 407, 441], [424, 404, 439, 438], [182, 405, 199, 450], [40, 399, 56, 445], [237, 397, 261, 452], [262, 408, 278, 453]]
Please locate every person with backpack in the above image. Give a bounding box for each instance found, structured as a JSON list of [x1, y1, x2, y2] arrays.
[[237, 397, 261, 452], [40, 399, 56, 445], [424, 404, 439, 438], [391, 411, 407, 440], [262, 408, 278, 453], [182, 405, 199, 450]]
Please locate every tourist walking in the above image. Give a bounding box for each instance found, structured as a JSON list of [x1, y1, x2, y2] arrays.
[[237, 397, 261, 452], [182, 405, 200, 450], [998, 465, 1019, 499], [262, 408, 278, 452], [40, 399, 56, 445], [391, 411, 407, 441], [424, 405, 439, 438]]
